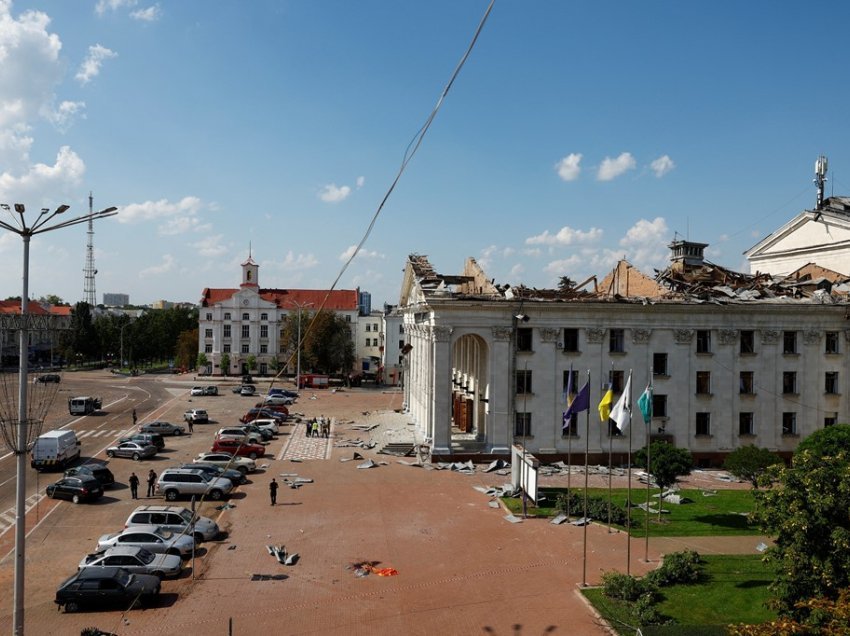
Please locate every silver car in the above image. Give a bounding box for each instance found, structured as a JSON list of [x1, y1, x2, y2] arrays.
[[96, 525, 195, 558], [106, 441, 157, 461], [79, 546, 182, 579]]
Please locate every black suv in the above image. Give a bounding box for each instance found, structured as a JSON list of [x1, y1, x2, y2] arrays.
[[45, 475, 104, 503], [36, 374, 61, 383], [65, 464, 115, 488], [55, 566, 160, 613]]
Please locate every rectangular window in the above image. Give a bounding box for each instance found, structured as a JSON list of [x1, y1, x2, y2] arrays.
[[609, 329, 625, 353], [562, 369, 579, 393], [365, 324, 371, 332], [739, 412, 754, 436], [563, 328, 579, 352], [652, 394, 667, 417], [782, 371, 797, 395], [516, 369, 532, 394], [241, 344, 249, 354], [826, 331, 839, 354], [398, 339, 405, 349], [205, 313, 212, 321], [204, 344, 212, 353], [242, 313, 249, 321], [739, 371, 754, 395], [783, 331, 797, 354], [373, 338, 379, 347], [260, 344, 268, 354], [826, 372, 839, 394], [260, 313, 268, 321], [653, 353, 668, 376], [696, 371, 711, 395], [204, 329, 212, 338], [223, 325, 231, 338], [345, 315, 351, 322], [516, 328, 533, 352], [223, 344, 230, 353], [365, 338, 370, 346], [782, 412, 797, 435], [373, 323, 379, 332], [399, 324, 404, 334], [740, 330, 755, 354], [260, 325, 268, 338], [562, 413, 578, 437], [241, 325, 249, 339], [696, 330, 711, 354], [223, 312, 231, 320], [825, 413, 838, 427], [515, 412, 532, 437], [696, 412, 711, 436], [609, 370, 624, 393]]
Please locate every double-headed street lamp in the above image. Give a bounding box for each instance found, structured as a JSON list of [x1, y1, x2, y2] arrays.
[[0, 201, 117, 636]]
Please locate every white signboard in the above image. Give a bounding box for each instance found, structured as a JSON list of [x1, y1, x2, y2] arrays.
[[511, 444, 540, 502]]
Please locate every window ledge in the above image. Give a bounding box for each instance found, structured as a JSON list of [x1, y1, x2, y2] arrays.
[[694, 434, 713, 438], [609, 351, 627, 356], [695, 392, 713, 397], [738, 433, 756, 438], [652, 373, 670, 379], [782, 433, 800, 438], [783, 352, 800, 357], [561, 350, 581, 355], [739, 392, 756, 397], [824, 392, 841, 397], [696, 351, 713, 356], [739, 351, 757, 356], [517, 349, 534, 354], [782, 392, 799, 397]]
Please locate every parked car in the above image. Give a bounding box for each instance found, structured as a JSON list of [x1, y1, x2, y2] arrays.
[[216, 427, 264, 445], [45, 475, 103, 504], [249, 418, 280, 435], [64, 463, 115, 488], [96, 525, 195, 558], [183, 409, 209, 424], [267, 388, 298, 399], [156, 468, 233, 501], [239, 385, 256, 396], [106, 441, 157, 461], [241, 423, 274, 441], [124, 504, 220, 542], [78, 546, 182, 579], [240, 408, 285, 424], [179, 462, 246, 486], [253, 403, 289, 417], [204, 386, 218, 396], [241, 374, 253, 384], [119, 432, 165, 451], [263, 395, 294, 406], [55, 566, 161, 613], [36, 373, 61, 383], [210, 438, 265, 460], [190, 386, 205, 396], [140, 421, 185, 436], [194, 452, 256, 474]]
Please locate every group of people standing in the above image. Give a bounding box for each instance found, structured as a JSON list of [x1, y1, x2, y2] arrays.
[[128, 469, 157, 499], [305, 415, 330, 439]]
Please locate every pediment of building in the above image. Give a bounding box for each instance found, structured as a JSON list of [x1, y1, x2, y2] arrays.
[[745, 211, 850, 261]]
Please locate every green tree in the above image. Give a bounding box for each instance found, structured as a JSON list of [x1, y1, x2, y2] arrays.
[[62, 302, 97, 361], [246, 354, 257, 372], [796, 423, 850, 457], [281, 309, 355, 375], [37, 294, 64, 305], [175, 328, 199, 370], [220, 352, 230, 376], [723, 445, 782, 489], [752, 439, 850, 620], [633, 441, 693, 518], [196, 352, 208, 370]]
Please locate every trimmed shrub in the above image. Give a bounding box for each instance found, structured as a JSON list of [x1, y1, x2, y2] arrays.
[[647, 549, 703, 587], [601, 571, 659, 603], [556, 491, 629, 526]]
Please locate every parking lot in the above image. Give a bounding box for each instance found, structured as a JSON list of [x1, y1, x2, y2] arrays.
[[0, 371, 756, 635]]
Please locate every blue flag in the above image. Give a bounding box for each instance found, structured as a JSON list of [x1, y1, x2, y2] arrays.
[[563, 381, 590, 428]]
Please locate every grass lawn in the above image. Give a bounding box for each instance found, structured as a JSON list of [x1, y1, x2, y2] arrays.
[[502, 487, 760, 537], [583, 555, 776, 635]]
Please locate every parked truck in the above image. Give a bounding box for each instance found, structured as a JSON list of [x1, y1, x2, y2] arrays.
[[31, 429, 81, 470]]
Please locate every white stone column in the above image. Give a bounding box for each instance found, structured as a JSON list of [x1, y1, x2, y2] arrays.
[[430, 325, 453, 454], [489, 326, 513, 454]]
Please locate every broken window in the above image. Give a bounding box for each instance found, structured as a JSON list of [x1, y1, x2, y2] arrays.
[[782, 372, 797, 395], [696, 412, 711, 436], [740, 330, 755, 354], [739, 412, 754, 436], [514, 412, 532, 437], [783, 331, 797, 354], [563, 328, 579, 353], [782, 412, 797, 436], [696, 330, 711, 354], [515, 370, 532, 395], [609, 329, 625, 353], [826, 331, 839, 354], [825, 413, 838, 427], [739, 371, 754, 395], [516, 328, 533, 352], [696, 371, 711, 395], [825, 372, 839, 394], [653, 353, 668, 376]]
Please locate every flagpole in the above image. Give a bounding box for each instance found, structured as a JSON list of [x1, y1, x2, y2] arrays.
[[626, 370, 633, 575], [607, 429, 613, 533], [566, 364, 574, 520], [644, 381, 652, 563], [581, 370, 590, 588]]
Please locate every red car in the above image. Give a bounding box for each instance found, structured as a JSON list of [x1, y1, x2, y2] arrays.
[[240, 408, 285, 424], [210, 438, 265, 460], [253, 403, 289, 416]]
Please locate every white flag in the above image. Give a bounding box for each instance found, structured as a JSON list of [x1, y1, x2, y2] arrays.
[[610, 372, 632, 433]]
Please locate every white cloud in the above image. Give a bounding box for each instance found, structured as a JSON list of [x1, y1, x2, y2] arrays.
[[509, 263, 524, 278], [0, 145, 85, 201], [618, 217, 670, 272], [523, 247, 541, 257], [355, 176, 365, 188], [318, 183, 351, 203], [159, 216, 203, 236], [130, 5, 161, 21], [189, 234, 227, 257], [597, 152, 636, 181], [96, 0, 137, 16], [650, 155, 675, 178], [525, 226, 602, 246], [555, 153, 582, 181], [117, 196, 203, 223], [42, 100, 86, 132], [139, 254, 174, 277], [274, 251, 319, 271], [478, 244, 517, 270], [76, 44, 117, 85], [339, 245, 384, 261]]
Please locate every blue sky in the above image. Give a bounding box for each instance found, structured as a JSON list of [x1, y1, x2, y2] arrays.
[[1, 0, 849, 308]]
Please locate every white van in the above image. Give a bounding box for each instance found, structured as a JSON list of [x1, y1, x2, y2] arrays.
[[68, 396, 102, 416], [31, 430, 81, 470]]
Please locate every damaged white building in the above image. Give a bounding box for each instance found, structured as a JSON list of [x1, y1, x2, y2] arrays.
[[399, 240, 850, 466]]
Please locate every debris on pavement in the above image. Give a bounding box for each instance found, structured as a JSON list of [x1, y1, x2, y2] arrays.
[[483, 459, 509, 473], [347, 560, 398, 577], [550, 514, 568, 525], [504, 514, 522, 523], [357, 459, 378, 469]]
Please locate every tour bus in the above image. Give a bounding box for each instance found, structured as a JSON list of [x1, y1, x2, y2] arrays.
[[68, 396, 102, 416]]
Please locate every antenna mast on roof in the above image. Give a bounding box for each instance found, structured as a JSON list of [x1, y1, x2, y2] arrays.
[[83, 191, 97, 306], [815, 155, 828, 211]]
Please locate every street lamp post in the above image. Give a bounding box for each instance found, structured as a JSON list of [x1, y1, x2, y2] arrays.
[[120, 320, 133, 370], [0, 201, 117, 636], [289, 301, 313, 389]]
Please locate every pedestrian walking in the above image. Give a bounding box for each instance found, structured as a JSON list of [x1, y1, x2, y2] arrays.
[[187, 418, 194, 433], [146, 469, 157, 497], [269, 478, 279, 505], [305, 418, 313, 438], [128, 472, 139, 499], [132, 409, 137, 426], [311, 420, 319, 438]]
